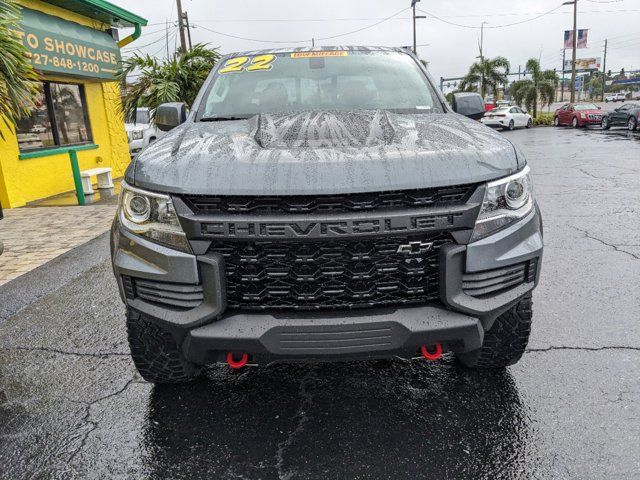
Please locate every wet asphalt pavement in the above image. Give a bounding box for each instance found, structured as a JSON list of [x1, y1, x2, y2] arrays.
[[1, 126, 639, 479]]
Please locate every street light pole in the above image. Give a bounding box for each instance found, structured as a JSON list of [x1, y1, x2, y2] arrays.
[[183, 11, 193, 51], [478, 21, 488, 99], [479, 21, 487, 62], [563, 0, 579, 102], [601, 39, 608, 101]]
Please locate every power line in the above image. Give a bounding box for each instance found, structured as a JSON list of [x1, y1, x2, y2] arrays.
[[192, 7, 409, 45], [416, 3, 566, 29], [141, 7, 637, 25], [317, 8, 409, 41], [192, 24, 309, 44], [123, 27, 178, 51]]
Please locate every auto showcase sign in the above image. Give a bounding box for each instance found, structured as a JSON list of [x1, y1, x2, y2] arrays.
[[16, 8, 121, 80]]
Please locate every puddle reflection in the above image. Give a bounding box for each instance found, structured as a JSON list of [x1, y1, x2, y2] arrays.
[[142, 359, 541, 478]]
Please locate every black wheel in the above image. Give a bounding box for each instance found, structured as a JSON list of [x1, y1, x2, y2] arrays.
[[526, 118, 532, 129], [627, 117, 637, 131], [601, 117, 611, 130], [553, 116, 560, 127], [457, 294, 532, 369], [572, 117, 579, 128], [508, 120, 515, 131], [127, 308, 201, 383]]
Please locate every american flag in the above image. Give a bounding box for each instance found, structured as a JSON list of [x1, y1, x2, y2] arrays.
[[564, 29, 588, 49]]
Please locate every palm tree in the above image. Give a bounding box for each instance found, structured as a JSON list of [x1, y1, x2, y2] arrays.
[[117, 44, 221, 122], [510, 58, 559, 117], [0, 0, 39, 136], [460, 56, 510, 100]]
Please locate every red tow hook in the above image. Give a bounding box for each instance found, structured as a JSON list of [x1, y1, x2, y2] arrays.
[[226, 352, 249, 369], [421, 343, 443, 361]]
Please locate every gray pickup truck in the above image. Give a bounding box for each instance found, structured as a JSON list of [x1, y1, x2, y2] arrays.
[[111, 47, 542, 383]]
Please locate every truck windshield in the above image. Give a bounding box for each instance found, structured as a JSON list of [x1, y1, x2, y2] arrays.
[[128, 109, 150, 124], [200, 50, 443, 118]]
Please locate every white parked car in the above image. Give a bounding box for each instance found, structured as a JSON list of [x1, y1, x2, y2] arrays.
[[481, 106, 532, 131], [605, 92, 626, 103], [125, 107, 165, 155]]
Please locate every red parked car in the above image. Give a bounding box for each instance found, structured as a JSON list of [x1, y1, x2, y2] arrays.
[[554, 102, 605, 128]]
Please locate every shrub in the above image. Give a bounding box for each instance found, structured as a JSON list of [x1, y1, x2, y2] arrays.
[[533, 112, 554, 126]]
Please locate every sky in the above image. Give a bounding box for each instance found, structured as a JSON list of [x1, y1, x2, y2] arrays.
[[112, 0, 640, 82]]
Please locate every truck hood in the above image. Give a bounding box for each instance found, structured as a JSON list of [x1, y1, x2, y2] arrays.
[[130, 111, 522, 195]]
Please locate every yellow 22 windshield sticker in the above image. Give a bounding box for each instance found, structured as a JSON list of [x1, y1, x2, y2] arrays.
[[219, 54, 276, 74], [291, 51, 348, 58]]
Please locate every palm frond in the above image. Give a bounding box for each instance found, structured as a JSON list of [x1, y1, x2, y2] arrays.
[[117, 43, 220, 123], [0, 0, 40, 137]]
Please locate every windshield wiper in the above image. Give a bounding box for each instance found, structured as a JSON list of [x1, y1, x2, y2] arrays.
[[200, 115, 251, 122]]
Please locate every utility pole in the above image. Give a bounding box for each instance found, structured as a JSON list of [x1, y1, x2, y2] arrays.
[[183, 11, 193, 51], [601, 39, 608, 101], [175, 0, 187, 52], [411, 0, 426, 55]]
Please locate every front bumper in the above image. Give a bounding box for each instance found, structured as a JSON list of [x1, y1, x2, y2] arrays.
[[580, 116, 603, 125], [128, 138, 145, 154], [111, 206, 543, 365]]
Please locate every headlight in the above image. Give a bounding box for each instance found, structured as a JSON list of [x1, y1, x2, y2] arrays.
[[580, 113, 587, 119], [470, 166, 533, 242], [118, 182, 191, 253], [130, 129, 144, 140]]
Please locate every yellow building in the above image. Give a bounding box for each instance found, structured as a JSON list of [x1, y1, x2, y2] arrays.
[[0, 0, 147, 208]]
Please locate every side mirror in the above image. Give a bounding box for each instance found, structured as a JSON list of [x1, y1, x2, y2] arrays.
[[451, 92, 485, 120], [156, 102, 187, 131]]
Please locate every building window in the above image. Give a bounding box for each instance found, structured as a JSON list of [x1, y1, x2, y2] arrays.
[[16, 81, 92, 152]]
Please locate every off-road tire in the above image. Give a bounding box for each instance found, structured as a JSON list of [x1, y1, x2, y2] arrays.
[[126, 308, 201, 383], [457, 294, 532, 369]]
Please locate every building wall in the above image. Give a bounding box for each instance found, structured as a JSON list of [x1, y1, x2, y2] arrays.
[[0, 0, 130, 208]]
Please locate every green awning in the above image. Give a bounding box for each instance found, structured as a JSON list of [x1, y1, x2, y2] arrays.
[[41, 0, 147, 28], [19, 7, 121, 80]]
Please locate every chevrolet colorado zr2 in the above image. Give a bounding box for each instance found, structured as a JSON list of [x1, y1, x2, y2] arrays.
[[111, 47, 543, 383]]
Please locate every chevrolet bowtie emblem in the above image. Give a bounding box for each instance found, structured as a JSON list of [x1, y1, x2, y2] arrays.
[[397, 241, 434, 255]]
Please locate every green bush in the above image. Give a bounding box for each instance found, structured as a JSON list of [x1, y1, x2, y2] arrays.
[[533, 112, 554, 126]]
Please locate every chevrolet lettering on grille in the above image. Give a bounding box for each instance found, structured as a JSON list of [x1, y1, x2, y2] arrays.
[[199, 212, 466, 239]]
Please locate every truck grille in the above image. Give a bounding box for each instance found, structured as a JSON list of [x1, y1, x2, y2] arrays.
[[209, 233, 453, 311], [182, 184, 476, 215]]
